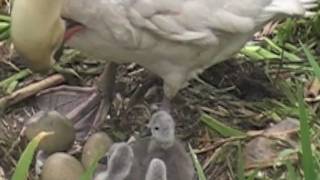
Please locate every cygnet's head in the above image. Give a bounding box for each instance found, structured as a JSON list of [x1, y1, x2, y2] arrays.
[[94, 143, 134, 180], [148, 111, 175, 147], [145, 158, 167, 180]]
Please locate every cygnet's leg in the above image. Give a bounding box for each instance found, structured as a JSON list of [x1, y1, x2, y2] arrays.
[[145, 158, 167, 180]]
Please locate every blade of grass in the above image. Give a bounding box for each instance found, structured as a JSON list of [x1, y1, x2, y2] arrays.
[[189, 144, 206, 180], [0, 22, 9, 32], [277, 81, 298, 106], [200, 113, 246, 137], [297, 86, 316, 180], [241, 45, 280, 60], [0, 69, 32, 90], [11, 131, 54, 180], [314, 151, 320, 174], [236, 143, 245, 180], [264, 37, 301, 61], [6, 80, 18, 94], [0, 29, 10, 41], [300, 41, 320, 79], [241, 46, 265, 60], [80, 161, 98, 180], [285, 160, 298, 180], [247, 169, 259, 180], [80, 149, 106, 180], [0, 14, 10, 22]]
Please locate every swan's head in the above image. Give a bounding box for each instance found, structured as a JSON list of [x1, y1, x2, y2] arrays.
[[148, 111, 175, 148]]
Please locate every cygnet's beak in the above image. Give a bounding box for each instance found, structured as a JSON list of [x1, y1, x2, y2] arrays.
[[98, 156, 109, 166], [141, 125, 152, 137]]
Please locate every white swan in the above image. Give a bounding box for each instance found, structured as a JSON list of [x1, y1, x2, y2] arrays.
[[11, 0, 318, 101]]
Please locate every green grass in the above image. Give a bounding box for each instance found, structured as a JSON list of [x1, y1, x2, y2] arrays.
[[296, 41, 320, 180], [236, 143, 245, 180], [285, 160, 299, 180], [200, 113, 246, 137], [80, 162, 99, 180], [297, 86, 316, 180], [300, 41, 320, 79], [11, 132, 53, 180], [0, 14, 10, 41], [189, 144, 207, 180]]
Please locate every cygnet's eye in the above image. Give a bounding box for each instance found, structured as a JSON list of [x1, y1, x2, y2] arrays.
[[154, 126, 160, 131]]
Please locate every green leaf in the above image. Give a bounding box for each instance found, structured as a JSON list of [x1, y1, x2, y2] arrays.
[[0, 22, 9, 32], [0, 14, 11, 22], [5, 80, 18, 94], [188, 144, 206, 180], [264, 37, 301, 61], [80, 149, 106, 180], [285, 160, 298, 180], [297, 86, 316, 180], [241, 45, 280, 60], [300, 41, 320, 79], [52, 64, 82, 80], [80, 161, 98, 180], [200, 113, 246, 137], [11, 132, 54, 180], [0, 69, 32, 89], [236, 143, 245, 180], [0, 28, 10, 41], [247, 170, 259, 180]]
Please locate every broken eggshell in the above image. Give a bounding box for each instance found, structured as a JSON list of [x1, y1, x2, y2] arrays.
[[25, 111, 75, 153]]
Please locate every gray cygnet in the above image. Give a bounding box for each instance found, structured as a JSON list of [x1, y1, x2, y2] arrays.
[[126, 111, 194, 180], [145, 158, 167, 180], [95, 143, 134, 180]]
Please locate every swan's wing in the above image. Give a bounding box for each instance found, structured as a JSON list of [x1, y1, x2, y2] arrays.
[[125, 0, 317, 46], [62, 0, 317, 47]]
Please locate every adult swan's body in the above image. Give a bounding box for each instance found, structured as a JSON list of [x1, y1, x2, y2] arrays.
[[11, 0, 318, 103], [61, 0, 317, 99]]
